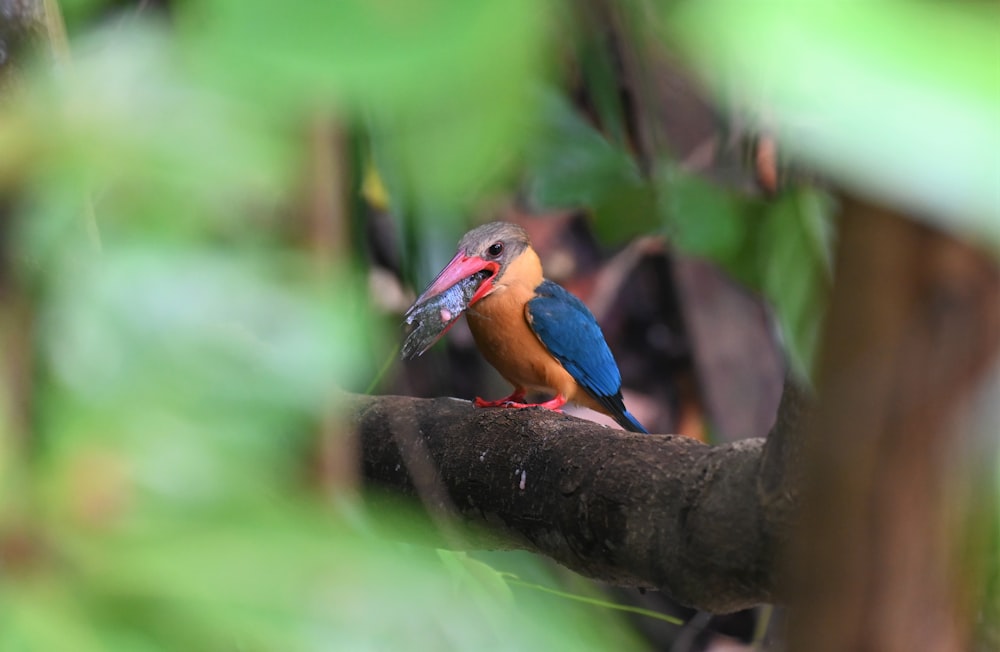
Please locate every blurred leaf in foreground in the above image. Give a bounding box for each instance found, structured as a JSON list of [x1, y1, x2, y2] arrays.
[[182, 0, 553, 213], [36, 245, 359, 511], [0, 6, 632, 650], [3, 506, 630, 651], [0, 25, 294, 244], [667, 0, 1000, 252]]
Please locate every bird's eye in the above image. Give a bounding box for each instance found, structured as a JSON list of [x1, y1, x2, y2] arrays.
[[487, 242, 504, 257]]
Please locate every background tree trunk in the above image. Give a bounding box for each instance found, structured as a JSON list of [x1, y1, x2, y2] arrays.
[[785, 198, 1000, 652]]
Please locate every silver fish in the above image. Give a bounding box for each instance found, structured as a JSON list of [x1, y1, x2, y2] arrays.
[[401, 270, 490, 360]]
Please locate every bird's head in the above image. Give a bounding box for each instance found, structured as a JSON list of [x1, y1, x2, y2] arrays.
[[412, 221, 530, 308]]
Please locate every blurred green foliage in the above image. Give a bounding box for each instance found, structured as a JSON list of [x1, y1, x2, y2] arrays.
[[660, 171, 834, 378], [0, 1, 636, 650], [668, 0, 1000, 252], [1, 0, 996, 648], [181, 0, 549, 208], [527, 90, 639, 206], [523, 71, 834, 379]]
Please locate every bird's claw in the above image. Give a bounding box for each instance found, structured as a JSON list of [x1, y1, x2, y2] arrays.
[[474, 394, 567, 412], [474, 395, 525, 408]]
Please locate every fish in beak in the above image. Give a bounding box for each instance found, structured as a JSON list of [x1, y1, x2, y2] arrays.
[[400, 253, 499, 359]]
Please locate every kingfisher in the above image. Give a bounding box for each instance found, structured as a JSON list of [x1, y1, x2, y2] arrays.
[[407, 221, 648, 433]]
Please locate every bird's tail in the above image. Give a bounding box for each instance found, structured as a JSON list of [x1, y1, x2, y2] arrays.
[[615, 410, 649, 434], [595, 392, 650, 434]]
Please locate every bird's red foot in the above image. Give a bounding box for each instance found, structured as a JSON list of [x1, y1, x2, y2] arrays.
[[474, 394, 567, 413], [474, 390, 526, 408]]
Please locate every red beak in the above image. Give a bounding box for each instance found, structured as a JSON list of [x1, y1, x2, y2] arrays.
[[412, 251, 499, 308]]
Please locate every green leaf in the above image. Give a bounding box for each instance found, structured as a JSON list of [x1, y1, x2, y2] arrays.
[[32, 243, 368, 518], [756, 188, 834, 379], [524, 90, 658, 241], [656, 170, 833, 380], [501, 573, 684, 626], [181, 1, 534, 107], [526, 90, 643, 211], [0, 584, 111, 652], [0, 26, 294, 244], [668, 0, 1000, 252], [42, 509, 630, 651], [657, 164, 750, 263], [437, 549, 515, 606], [182, 0, 552, 209]]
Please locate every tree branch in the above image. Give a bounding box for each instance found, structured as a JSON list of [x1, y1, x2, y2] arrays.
[[349, 382, 808, 614]]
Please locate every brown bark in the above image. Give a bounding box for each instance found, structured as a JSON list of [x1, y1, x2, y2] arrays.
[[786, 200, 1000, 652], [0, 0, 43, 449], [350, 382, 809, 614]]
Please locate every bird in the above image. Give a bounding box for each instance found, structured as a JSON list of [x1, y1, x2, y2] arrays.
[[409, 221, 648, 433]]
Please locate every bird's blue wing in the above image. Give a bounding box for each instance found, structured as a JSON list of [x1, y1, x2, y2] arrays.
[[526, 280, 623, 401], [527, 280, 647, 433]]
